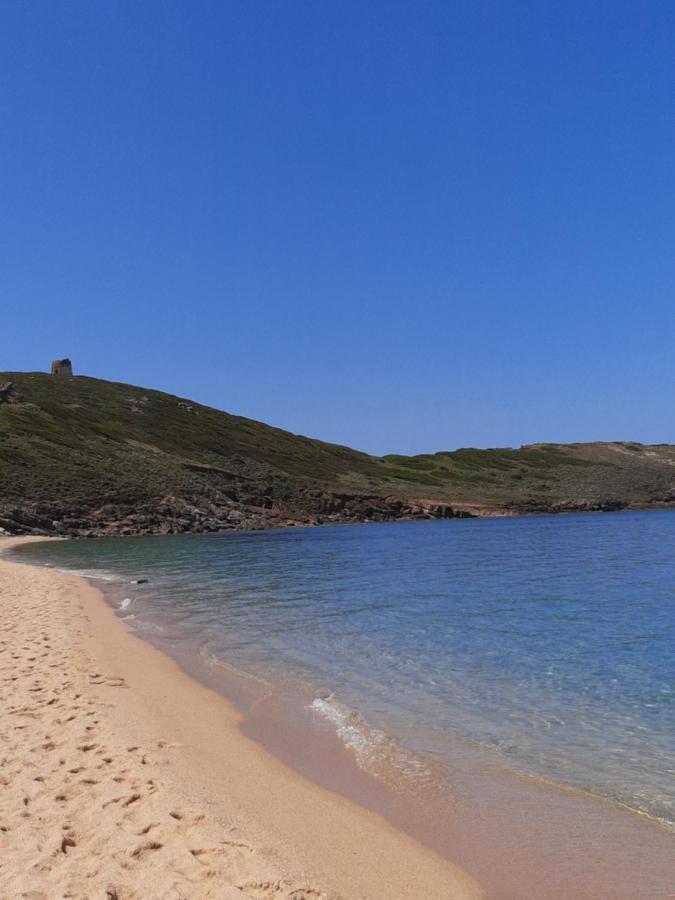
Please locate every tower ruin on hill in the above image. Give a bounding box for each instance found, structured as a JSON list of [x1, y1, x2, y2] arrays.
[[51, 358, 73, 376]]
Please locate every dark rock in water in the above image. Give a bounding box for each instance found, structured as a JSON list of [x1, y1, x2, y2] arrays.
[[133, 578, 149, 584]]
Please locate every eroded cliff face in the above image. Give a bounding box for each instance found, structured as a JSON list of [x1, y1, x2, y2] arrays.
[[0, 492, 472, 537], [0, 490, 654, 538]]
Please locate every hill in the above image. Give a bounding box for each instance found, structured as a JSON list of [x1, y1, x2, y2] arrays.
[[1, 372, 674, 535]]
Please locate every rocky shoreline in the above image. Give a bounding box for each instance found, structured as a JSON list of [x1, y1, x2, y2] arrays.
[[1, 490, 664, 538]]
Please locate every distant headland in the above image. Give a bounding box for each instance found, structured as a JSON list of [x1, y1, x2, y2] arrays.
[[1, 365, 674, 536]]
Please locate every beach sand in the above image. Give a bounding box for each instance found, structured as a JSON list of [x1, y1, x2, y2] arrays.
[[0, 537, 482, 900]]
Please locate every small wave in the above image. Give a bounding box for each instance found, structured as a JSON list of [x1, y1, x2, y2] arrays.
[[199, 645, 218, 667], [125, 618, 164, 635], [310, 696, 384, 768], [66, 567, 122, 583], [197, 645, 274, 688], [309, 695, 433, 790]]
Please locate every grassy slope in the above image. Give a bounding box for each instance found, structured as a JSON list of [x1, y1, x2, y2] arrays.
[[0, 372, 382, 503], [1, 372, 675, 524]]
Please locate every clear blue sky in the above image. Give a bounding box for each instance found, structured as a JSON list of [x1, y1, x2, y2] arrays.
[[1, 1, 673, 455]]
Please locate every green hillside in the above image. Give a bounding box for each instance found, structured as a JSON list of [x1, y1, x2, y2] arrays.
[[1, 372, 674, 535]]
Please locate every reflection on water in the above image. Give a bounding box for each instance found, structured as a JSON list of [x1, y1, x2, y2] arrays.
[[16, 512, 675, 827]]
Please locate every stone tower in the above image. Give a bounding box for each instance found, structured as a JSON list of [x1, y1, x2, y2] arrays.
[[51, 358, 73, 376]]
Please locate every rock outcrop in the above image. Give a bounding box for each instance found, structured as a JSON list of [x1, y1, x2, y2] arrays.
[[0, 492, 480, 538], [0, 381, 18, 404]]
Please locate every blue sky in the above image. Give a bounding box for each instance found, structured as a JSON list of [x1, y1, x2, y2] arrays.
[[1, 1, 673, 455]]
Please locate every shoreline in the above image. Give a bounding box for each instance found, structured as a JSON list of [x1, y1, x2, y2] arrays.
[[135, 585, 675, 899], [4, 535, 675, 898], [5, 500, 675, 541], [0, 536, 481, 899]]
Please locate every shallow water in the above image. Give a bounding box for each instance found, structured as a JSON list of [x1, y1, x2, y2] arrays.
[[16, 512, 675, 829]]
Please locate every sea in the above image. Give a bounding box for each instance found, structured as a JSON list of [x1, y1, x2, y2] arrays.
[[14, 511, 675, 836]]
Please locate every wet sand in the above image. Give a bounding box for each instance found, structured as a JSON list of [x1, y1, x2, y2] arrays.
[[0, 537, 481, 899]]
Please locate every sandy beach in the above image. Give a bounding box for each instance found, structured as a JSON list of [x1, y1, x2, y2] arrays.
[[0, 537, 482, 900]]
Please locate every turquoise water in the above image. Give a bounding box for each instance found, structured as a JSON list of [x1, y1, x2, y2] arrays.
[[16, 512, 675, 827]]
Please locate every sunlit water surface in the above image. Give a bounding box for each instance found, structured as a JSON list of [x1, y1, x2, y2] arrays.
[[16, 512, 675, 827]]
